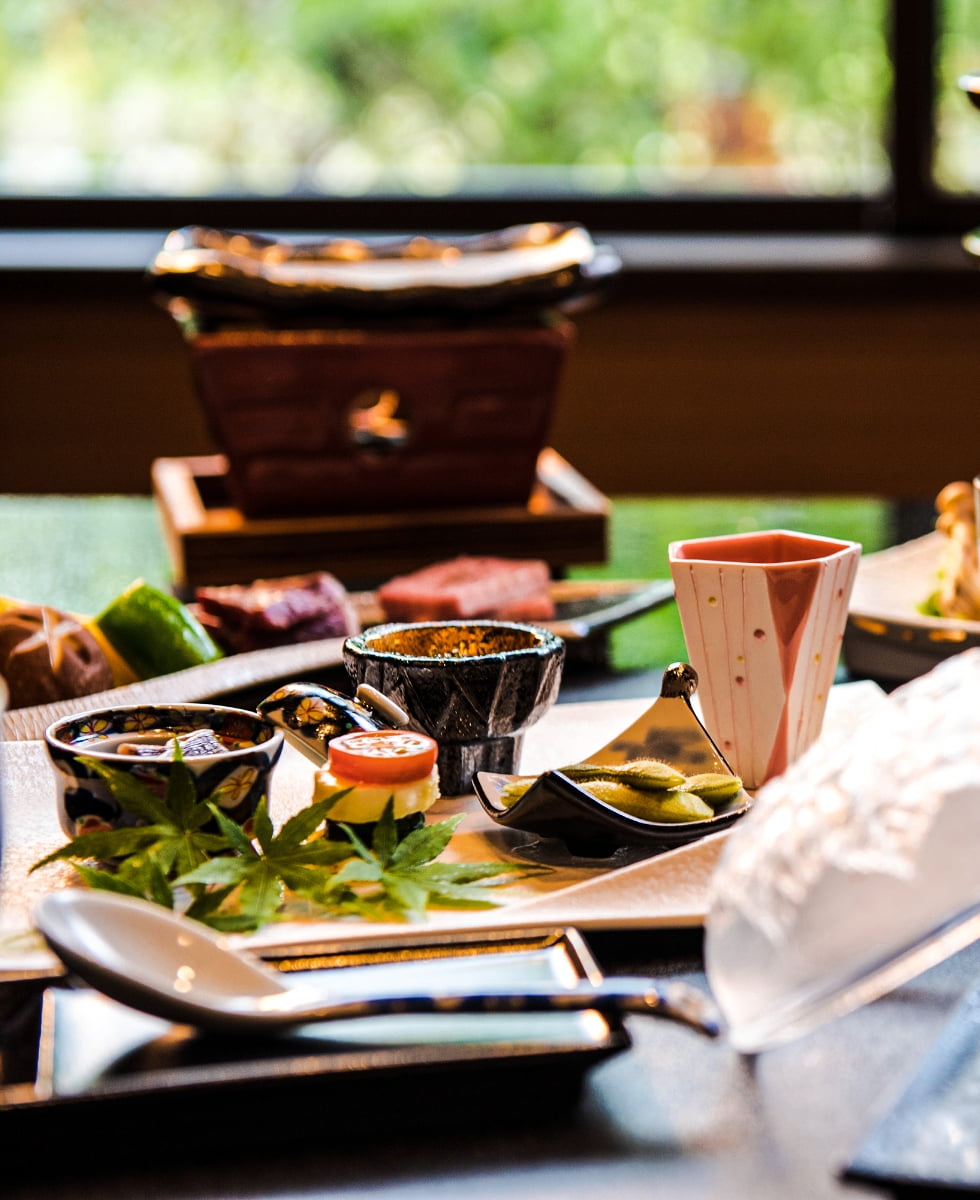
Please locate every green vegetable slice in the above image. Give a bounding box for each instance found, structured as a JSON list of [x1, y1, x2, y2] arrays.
[[677, 773, 745, 805], [561, 760, 686, 791], [498, 761, 743, 822], [95, 580, 222, 679]]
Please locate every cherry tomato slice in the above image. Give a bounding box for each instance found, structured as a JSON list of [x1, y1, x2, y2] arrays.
[[327, 730, 438, 785]]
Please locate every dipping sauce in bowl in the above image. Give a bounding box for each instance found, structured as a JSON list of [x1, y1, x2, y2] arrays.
[[45, 703, 284, 837]]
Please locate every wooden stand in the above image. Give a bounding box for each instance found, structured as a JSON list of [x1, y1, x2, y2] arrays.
[[185, 319, 574, 518], [152, 448, 608, 593]]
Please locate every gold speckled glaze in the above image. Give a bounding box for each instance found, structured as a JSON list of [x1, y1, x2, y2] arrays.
[[362, 623, 544, 659]]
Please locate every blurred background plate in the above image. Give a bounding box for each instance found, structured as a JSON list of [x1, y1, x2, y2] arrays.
[[843, 533, 980, 686], [1, 580, 674, 742]]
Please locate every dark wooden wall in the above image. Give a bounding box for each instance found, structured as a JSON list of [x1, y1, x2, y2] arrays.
[[3, 266, 979, 501]]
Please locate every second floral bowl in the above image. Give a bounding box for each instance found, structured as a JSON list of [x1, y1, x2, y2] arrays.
[[44, 703, 284, 838]]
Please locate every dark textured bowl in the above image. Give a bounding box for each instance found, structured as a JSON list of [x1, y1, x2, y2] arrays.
[[45, 703, 283, 838], [343, 621, 564, 795]]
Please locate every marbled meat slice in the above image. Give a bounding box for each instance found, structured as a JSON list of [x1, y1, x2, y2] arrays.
[[193, 572, 360, 653], [377, 557, 555, 621]]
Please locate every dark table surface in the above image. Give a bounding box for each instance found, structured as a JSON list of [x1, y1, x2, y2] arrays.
[[4, 928, 978, 1199]]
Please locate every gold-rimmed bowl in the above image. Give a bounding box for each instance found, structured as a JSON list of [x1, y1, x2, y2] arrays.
[[343, 621, 564, 795]]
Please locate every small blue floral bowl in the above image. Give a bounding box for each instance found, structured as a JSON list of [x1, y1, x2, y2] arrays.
[[44, 703, 284, 838]]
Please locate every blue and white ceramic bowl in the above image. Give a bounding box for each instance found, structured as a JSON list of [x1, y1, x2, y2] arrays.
[[44, 703, 284, 838]]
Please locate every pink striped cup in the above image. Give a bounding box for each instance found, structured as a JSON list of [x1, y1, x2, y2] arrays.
[[668, 530, 860, 790]]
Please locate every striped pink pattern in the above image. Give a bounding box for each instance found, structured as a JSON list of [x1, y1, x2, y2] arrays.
[[668, 530, 860, 790]]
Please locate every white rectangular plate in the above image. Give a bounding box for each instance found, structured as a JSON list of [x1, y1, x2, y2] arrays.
[[0, 681, 877, 978], [0, 696, 725, 981]]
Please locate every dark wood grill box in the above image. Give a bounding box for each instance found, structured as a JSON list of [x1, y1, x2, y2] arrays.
[[185, 317, 575, 519]]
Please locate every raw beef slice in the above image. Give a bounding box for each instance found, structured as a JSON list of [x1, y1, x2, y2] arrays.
[[377, 557, 555, 621]]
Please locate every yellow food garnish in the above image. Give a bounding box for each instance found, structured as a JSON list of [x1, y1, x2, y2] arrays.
[[497, 761, 743, 823], [581, 779, 713, 822], [933, 481, 980, 620]]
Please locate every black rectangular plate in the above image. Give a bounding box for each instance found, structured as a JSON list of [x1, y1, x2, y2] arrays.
[[0, 927, 629, 1175]]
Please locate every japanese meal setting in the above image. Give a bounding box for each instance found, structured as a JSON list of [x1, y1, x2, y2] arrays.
[[5, 44, 980, 1196]]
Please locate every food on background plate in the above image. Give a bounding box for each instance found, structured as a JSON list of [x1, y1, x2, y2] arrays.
[[95, 580, 223, 679], [377, 556, 556, 622], [192, 571, 359, 653], [0, 581, 222, 710], [933, 480, 980, 618], [0, 553, 560, 714], [313, 728, 440, 840], [923, 481, 980, 620], [0, 603, 114, 708], [500, 760, 744, 823]]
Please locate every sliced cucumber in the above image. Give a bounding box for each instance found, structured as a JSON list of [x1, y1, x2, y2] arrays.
[[95, 580, 222, 679]]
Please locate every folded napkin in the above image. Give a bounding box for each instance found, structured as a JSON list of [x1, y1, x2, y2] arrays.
[[707, 647, 980, 1051], [844, 978, 980, 1193]]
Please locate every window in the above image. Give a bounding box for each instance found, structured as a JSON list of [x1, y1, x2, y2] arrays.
[[937, 0, 980, 193], [0, 1, 976, 234]]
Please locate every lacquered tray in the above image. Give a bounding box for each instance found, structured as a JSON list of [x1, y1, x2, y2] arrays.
[[0, 927, 628, 1175]]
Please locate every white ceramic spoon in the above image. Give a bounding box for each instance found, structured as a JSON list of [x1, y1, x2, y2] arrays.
[[34, 890, 719, 1037]]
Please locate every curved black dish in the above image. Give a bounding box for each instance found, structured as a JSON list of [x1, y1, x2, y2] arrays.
[[473, 769, 750, 859], [473, 662, 751, 858]]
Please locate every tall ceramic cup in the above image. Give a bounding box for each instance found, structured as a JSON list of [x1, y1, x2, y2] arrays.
[[668, 530, 860, 790]]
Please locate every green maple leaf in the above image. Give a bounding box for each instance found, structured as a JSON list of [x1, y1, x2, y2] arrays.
[[71, 852, 176, 909], [31, 825, 163, 872], [31, 749, 229, 897], [299, 801, 542, 923], [32, 753, 546, 933], [175, 794, 352, 930]]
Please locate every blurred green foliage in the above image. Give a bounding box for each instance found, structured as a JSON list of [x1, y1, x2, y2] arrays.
[[0, 0, 889, 197], [937, 0, 980, 192]]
